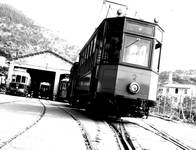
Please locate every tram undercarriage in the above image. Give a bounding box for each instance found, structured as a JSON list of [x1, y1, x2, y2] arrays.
[[69, 94, 156, 118]]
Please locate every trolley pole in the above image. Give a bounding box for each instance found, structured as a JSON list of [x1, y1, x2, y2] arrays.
[[103, 0, 128, 16], [104, 0, 128, 8]]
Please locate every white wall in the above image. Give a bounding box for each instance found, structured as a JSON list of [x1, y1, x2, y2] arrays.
[[7, 52, 72, 98]]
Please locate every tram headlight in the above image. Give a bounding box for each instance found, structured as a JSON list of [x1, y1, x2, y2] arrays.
[[127, 82, 140, 94]]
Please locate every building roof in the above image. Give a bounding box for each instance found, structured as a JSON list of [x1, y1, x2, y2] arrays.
[[161, 83, 191, 89], [11, 50, 73, 64]]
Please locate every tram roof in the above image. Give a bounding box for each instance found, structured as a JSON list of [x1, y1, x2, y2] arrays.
[[80, 16, 164, 55], [103, 16, 164, 31]]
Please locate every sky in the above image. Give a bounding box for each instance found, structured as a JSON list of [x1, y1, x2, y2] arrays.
[[1, 0, 196, 71]]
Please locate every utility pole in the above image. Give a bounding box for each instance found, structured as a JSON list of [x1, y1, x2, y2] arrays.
[[179, 95, 186, 121]]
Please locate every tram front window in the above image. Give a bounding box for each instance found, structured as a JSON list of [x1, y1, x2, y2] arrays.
[[123, 35, 151, 67]]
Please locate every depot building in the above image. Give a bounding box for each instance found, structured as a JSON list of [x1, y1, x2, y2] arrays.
[[7, 50, 73, 99]]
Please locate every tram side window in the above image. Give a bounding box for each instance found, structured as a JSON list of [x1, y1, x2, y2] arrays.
[[89, 42, 92, 57], [22, 76, 26, 83], [79, 54, 82, 66], [92, 36, 96, 53], [16, 75, 21, 82], [80, 51, 84, 65], [82, 52, 84, 64], [96, 25, 104, 64], [103, 33, 122, 64], [86, 46, 89, 59], [123, 35, 151, 67]]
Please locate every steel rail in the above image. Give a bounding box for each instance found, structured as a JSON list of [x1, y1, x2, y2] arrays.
[[53, 106, 95, 150], [106, 120, 134, 150], [119, 121, 143, 150], [104, 121, 125, 150], [142, 121, 193, 150], [122, 118, 193, 150], [0, 100, 46, 149], [0, 101, 17, 104]]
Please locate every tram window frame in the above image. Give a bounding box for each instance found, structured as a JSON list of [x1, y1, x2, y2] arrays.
[[79, 53, 82, 66], [88, 44, 91, 58], [96, 23, 105, 64], [82, 51, 85, 64], [82, 52, 84, 65], [22, 76, 26, 83], [92, 36, 97, 54], [87, 46, 89, 58], [16, 75, 21, 83], [79, 54, 82, 66], [89, 42, 92, 57], [90, 40, 94, 56], [121, 34, 153, 68], [84, 48, 87, 60], [83, 52, 85, 64], [102, 31, 122, 64], [125, 21, 154, 37]]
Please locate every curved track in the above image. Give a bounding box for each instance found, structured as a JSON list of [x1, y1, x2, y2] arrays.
[[63, 109, 94, 150], [1, 95, 192, 150], [49, 103, 94, 150], [50, 102, 125, 150], [0, 99, 46, 149]]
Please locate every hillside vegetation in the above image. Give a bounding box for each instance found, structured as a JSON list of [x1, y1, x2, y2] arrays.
[[0, 4, 79, 62], [159, 70, 196, 85]]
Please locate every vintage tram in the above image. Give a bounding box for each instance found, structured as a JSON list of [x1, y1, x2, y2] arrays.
[[38, 82, 51, 99], [6, 68, 31, 96], [56, 75, 70, 102], [67, 16, 164, 117]]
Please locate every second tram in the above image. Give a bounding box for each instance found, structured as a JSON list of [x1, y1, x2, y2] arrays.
[[57, 75, 70, 101], [38, 82, 51, 99], [67, 16, 164, 117], [6, 68, 31, 96]]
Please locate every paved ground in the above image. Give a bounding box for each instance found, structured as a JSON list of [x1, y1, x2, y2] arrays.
[[1, 94, 196, 150]]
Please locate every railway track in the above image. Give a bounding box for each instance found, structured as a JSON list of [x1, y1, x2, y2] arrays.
[[41, 101, 194, 150], [106, 118, 147, 150], [103, 121, 123, 150], [120, 118, 194, 150], [51, 102, 129, 150], [52, 105, 95, 150], [0, 101, 17, 104], [141, 120, 193, 150], [106, 120, 135, 150], [0, 99, 46, 149]]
